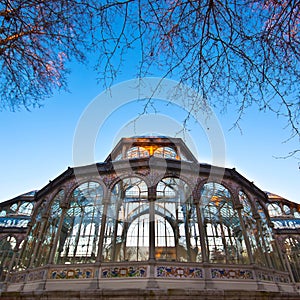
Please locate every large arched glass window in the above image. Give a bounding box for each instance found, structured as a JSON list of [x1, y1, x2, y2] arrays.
[[103, 177, 148, 262], [154, 147, 177, 159], [155, 177, 201, 262], [284, 237, 300, 282], [18, 202, 34, 216], [201, 183, 248, 264], [126, 146, 149, 159], [33, 190, 64, 267], [256, 202, 284, 270], [0, 208, 7, 217], [268, 203, 282, 217], [294, 211, 300, 218], [282, 205, 291, 215], [239, 191, 267, 267], [9, 203, 18, 215], [55, 182, 104, 264], [0, 236, 17, 281], [17, 204, 44, 270]]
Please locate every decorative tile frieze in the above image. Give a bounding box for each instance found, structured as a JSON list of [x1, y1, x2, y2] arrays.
[[211, 268, 254, 280], [27, 269, 45, 281], [156, 266, 203, 279], [101, 266, 147, 278], [49, 268, 93, 279]]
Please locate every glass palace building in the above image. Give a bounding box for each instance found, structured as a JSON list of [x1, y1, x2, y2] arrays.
[[0, 137, 299, 299]]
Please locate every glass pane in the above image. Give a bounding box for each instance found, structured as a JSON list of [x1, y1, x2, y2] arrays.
[[126, 147, 149, 159], [282, 205, 290, 215], [268, 203, 282, 217], [155, 177, 200, 262], [284, 237, 300, 282], [18, 202, 33, 216], [55, 182, 104, 264], [0, 236, 17, 281], [17, 205, 44, 270], [10, 203, 18, 214], [201, 183, 249, 264], [102, 177, 149, 262], [154, 147, 177, 159], [0, 209, 6, 217], [239, 191, 267, 267], [294, 211, 300, 218], [34, 191, 64, 267], [256, 202, 284, 270]]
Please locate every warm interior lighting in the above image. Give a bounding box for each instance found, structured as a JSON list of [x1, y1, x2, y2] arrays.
[[211, 195, 221, 206]]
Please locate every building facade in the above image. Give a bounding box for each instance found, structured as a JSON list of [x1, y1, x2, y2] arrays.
[[0, 137, 299, 299], [266, 192, 300, 284], [0, 191, 36, 282]]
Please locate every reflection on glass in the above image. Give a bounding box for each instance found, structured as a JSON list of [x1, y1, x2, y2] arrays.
[[0, 236, 17, 281], [257, 202, 284, 270], [201, 183, 249, 264], [239, 191, 267, 266], [268, 203, 282, 217], [103, 177, 149, 262], [284, 237, 300, 282], [55, 182, 103, 264], [156, 177, 201, 262], [34, 190, 64, 267], [154, 147, 177, 159], [126, 147, 149, 159]]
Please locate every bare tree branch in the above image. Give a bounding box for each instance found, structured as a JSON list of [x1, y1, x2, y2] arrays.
[[0, 0, 299, 156]]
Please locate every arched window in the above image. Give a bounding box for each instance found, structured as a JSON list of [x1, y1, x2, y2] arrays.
[[282, 205, 291, 215], [201, 183, 248, 264], [0, 236, 16, 281], [126, 146, 149, 159], [55, 182, 104, 264], [256, 202, 284, 270], [33, 190, 64, 267], [17, 204, 44, 270], [239, 191, 268, 267], [154, 147, 177, 159], [9, 203, 18, 215], [268, 203, 282, 217], [284, 237, 300, 282], [103, 177, 148, 262], [294, 211, 300, 218], [155, 177, 201, 262], [18, 202, 33, 216]]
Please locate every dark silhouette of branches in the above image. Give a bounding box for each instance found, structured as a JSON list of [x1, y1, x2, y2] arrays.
[[95, 0, 300, 154], [0, 0, 133, 110], [0, 0, 95, 110], [0, 0, 299, 153]]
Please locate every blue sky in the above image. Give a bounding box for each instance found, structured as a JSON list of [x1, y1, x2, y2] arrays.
[[0, 61, 299, 204]]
